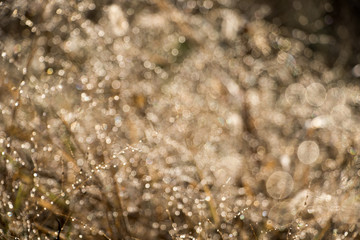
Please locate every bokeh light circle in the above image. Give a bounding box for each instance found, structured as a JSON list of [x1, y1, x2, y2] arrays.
[[306, 83, 326, 106], [268, 201, 295, 229], [266, 171, 294, 199], [285, 83, 306, 105], [297, 140, 319, 164]]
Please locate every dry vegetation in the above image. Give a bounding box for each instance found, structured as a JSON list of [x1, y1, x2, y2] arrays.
[[1, 0, 360, 239]]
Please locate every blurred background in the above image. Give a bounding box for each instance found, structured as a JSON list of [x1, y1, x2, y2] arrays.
[[1, 0, 360, 239]]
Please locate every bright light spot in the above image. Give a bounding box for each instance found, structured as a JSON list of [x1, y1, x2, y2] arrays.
[[297, 141, 319, 164], [47, 68, 54, 75], [352, 64, 360, 77], [111, 80, 121, 89]]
